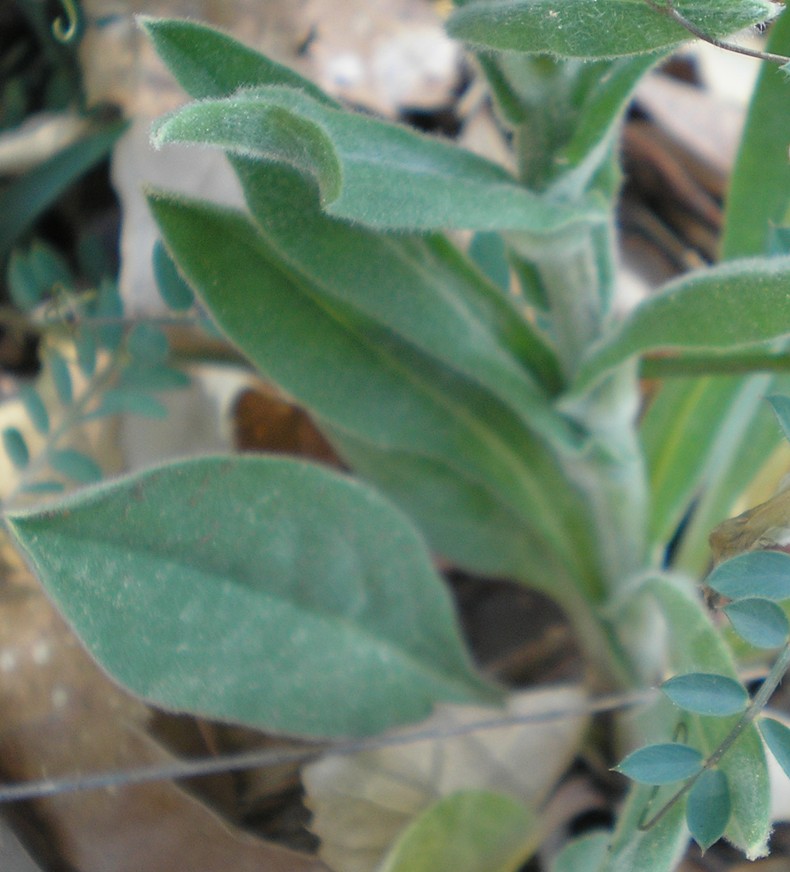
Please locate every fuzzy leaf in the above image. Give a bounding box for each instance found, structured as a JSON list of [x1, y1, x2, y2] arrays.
[[660, 673, 748, 717], [139, 16, 338, 107], [575, 256, 790, 393], [724, 598, 790, 649], [550, 831, 610, 872], [686, 769, 730, 852], [6, 455, 500, 737], [616, 743, 703, 785], [151, 86, 604, 233], [84, 389, 168, 421], [707, 551, 790, 602], [447, 0, 777, 60]]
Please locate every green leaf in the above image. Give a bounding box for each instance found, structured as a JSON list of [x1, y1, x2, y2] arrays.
[[446, 0, 777, 60], [116, 364, 190, 392], [760, 717, 790, 778], [151, 86, 604, 233], [27, 241, 74, 293], [768, 393, 790, 443], [707, 551, 790, 602], [152, 240, 194, 311], [575, 256, 790, 394], [147, 192, 596, 578], [75, 329, 97, 378], [616, 743, 703, 785], [624, 576, 770, 857], [721, 9, 790, 259], [84, 389, 168, 420], [2, 427, 29, 470], [724, 598, 790, 649], [127, 323, 169, 364], [686, 769, 730, 852], [376, 790, 536, 872], [139, 16, 338, 106], [45, 348, 73, 406], [468, 232, 510, 293], [660, 673, 748, 717], [21, 480, 65, 495], [93, 279, 124, 350], [550, 831, 610, 872], [48, 449, 102, 484], [19, 386, 49, 435], [0, 120, 128, 262], [231, 158, 569, 429], [6, 455, 500, 737], [7, 250, 42, 311]]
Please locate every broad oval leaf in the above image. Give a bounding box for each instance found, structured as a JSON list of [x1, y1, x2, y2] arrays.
[[724, 598, 790, 649], [616, 742, 703, 785], [447, 0, 777, 60], [574, 256, 790, 394], [6, 455, 500, 737], [377, 790, 536, 872], [686, 769, 731, 852], [151, 86, 604, 233], [707, 551, 790, 602], [551, 830, 610, 872], [660, 673, 748, 717], [760, 717, 790, 778]]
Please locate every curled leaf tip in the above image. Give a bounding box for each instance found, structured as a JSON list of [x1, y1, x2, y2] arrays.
[[52, 0, 82, 44]]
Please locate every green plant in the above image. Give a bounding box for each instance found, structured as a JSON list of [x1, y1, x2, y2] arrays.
[[5, 1, 790, 868]]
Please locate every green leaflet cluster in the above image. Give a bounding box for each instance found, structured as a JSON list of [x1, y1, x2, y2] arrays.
[[618, 397, 790, 852], [2, 240, 191, 500]]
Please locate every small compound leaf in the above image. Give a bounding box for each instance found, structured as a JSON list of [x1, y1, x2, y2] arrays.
[[707, 551, 790, 602], [7, 250, 42, 311], [45, 347, 73, 406], [116, 364, 190, 392], [760, 717, 790, 778], [152, 239, 195, 310], [127, 324, 169, 365], [687, 769, 731, 852], [6, 455, 500, 737], [768, 394, 790, 444], [75, 329, 97, 378], [94, 279, 124, 350], [660, 673, 748, 717], [377, 790, 536, 872], [19, 386, 49, 435], [21, 480, 65, 495], [48, 449, 103, 484], [84, 389, 168, 421], [724, 598, 790, 649], [616, 743, 703, 785], [3, 427, 30, 470]]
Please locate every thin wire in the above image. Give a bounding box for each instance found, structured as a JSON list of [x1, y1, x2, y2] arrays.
[[0, 689, 654, 803]]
